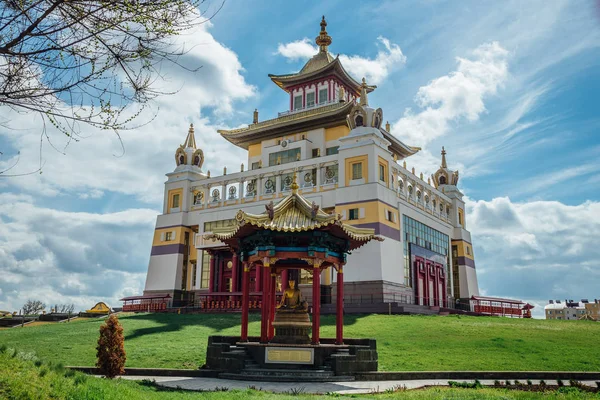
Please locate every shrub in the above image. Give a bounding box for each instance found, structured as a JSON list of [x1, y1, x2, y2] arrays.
[[38, 367, 48, 377], [527, 379, 532, 386], [494, 380, 501, 386], [448, 381, 482, 389], [96, 314, 126, 378], [556, 379, 564, 387], [539, 380, 546, 386], [64, 368, 76, 378], [74, 374, 87, 385], [0, 344, 6, 353], [34, 360, 43, 367]]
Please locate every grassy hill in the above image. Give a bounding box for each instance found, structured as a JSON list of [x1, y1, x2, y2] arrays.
[[1, 313, 599, 371], [1, 349, 598, 400]]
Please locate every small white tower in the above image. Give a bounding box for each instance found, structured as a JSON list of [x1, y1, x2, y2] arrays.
[[432, 147, 479, 298]]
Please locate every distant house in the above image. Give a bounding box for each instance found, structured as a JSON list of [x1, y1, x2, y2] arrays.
[[545, 299, 598, 321]]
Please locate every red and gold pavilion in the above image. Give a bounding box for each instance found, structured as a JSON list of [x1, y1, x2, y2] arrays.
[[205, 174, 382, 345]]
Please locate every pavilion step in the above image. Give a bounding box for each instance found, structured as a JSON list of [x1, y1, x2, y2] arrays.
[[219, 372, 355, 382], [240, 367, 334, 377]]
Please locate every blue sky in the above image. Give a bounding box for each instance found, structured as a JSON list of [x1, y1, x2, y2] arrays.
[[1, 0, 599, 317]]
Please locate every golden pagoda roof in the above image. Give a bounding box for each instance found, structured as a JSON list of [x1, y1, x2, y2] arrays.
[[218, 101, 354, 148], [269, 57, 375, 97], [205, 177, 382, 251]]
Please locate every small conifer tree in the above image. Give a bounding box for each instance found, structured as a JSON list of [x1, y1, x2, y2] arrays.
[[96, 314, 126, 378]]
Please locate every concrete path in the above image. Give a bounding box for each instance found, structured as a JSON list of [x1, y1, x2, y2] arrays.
[[119, 376, 599, 394]]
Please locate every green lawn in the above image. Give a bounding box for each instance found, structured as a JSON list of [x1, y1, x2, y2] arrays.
[[1, 349, 597, 400], [1, 313, 599, 371]]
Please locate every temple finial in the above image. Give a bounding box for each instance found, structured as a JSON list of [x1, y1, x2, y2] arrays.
[[184, 123, 196, 149], [441, 146, 447, 168], [291, 172, 299, 194], [315, 16, 332, 52], [359, 77, 369, 106]]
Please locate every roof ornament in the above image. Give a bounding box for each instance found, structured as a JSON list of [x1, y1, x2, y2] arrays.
[[441, 146, 447, 168], [183, 123, 196, 149], [265, 201, 275, 220], [359, 77, 369, 106], [311, 201, 320, 219], [338, 85, 345, 103], [315, 16, 332, 52], [291, 172, 299, 194]]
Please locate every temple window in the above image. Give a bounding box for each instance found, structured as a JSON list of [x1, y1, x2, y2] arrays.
[[379, 164, 385, 182], [439, 175, 447, 185], [326, 146, 339, 155], [192, 261, 197, 287], [386, 210, 394, 222], [293, 95, 302, 110], [269, 148, 300, 166], [200, 252, 210, 288], [172, 194, 180, 208], [306, 91, 315, 107], [312, 148, 320, 158], [351, 162, 363, 180], [348, 208, 359, 220], [165, 232, 173, 241], [355, 115, 364, 127], [251, 161, 260, 170], [319, 88, 328, 104]]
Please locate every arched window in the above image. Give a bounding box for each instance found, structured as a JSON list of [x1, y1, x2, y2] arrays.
[[439, 175, 447, 185], [355, 115, 364, 127]]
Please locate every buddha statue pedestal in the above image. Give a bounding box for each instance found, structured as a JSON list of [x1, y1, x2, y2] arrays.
[[271, 310, 311, 344]]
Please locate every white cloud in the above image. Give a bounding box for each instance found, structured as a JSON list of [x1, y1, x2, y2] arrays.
[[338, 37, 406, 85], [0, 193, 157, 312], [467, 196, 600, 317], [392, 42, 509, 146], [276, 38, 318, 61], [276, 36, 406, 85]]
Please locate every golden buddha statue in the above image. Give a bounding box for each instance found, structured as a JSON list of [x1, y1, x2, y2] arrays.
[[277, 280, 308, 312]]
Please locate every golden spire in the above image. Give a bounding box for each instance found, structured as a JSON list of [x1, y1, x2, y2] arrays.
[[359, 77, 369, 106], [184, 123, 196, 149], [291, 172, 299, 194], [253, 109, 258, 124], [385, 121, 391, 132], [441, 146, 447, 168], [315, 16, 332, 52], [338, 85, 345, 102]]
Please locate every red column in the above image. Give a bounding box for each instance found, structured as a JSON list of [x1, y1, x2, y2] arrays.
[[255, 264, 262, 292], [231, 253, 239, 293], [208, 252, 215, 293], [311, 264, 321, 345], [260, 263, 270, 343], [434, 266, 439, 307], [241, 262, 250, 342], [336, 265, 344, 345], [269, 273, 276, 340], [281, 269, 288, 293]]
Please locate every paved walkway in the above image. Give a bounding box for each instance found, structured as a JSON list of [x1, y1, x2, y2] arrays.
[[120, 376, 598, 394]]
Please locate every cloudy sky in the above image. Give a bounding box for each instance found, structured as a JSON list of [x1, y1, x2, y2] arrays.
[[1, 0, 599, 318]]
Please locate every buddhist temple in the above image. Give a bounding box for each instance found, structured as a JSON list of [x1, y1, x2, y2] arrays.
[[143, 16, 480, 316]]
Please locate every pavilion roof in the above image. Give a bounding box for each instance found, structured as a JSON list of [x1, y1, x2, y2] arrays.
[[205, 177, 382, 251], [269, 56, 375, 97]]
